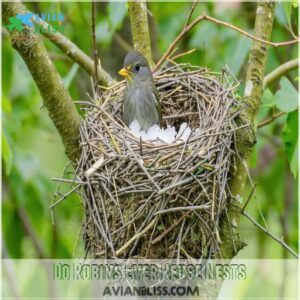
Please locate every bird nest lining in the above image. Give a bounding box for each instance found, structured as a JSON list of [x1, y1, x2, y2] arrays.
[[78, 64, 240, 259]]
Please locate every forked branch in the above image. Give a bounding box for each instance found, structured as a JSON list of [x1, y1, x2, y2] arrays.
[[154, 11, 299, 71]]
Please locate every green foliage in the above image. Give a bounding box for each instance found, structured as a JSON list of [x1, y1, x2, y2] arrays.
[[273, 77, 298, 112], [261, 78, 298, 177], [282, 110, 298, 178], [2, 130, 13, 175]]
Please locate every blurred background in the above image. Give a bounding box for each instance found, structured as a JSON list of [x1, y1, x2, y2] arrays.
[[2, 1, 298, 262]]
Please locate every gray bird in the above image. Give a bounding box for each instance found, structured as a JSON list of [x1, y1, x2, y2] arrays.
[[119, 50, 162, 131]]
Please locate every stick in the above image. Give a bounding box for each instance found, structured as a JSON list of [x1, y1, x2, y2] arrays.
[[154, 205, 209, 215], [241, 182, 257, 213], [116, 218, 157, 256], [85, 156, 104, 178], [242, 212, 299, 259], [258, 111, 287, 128], [125, 142, 161, 191], [49, 184, 81, 209], [263, 58, 299, 89], [91, 1, 98, 86], [154, 13, 299, 71], [151, 211, 190, 244]]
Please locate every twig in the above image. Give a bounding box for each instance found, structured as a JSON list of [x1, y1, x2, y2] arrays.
[[258, 111, 287, 128], [151, 211, 190, 244], [170, 49, 196, 61], [184, 0, 198, 28], [91, 1, 99, 86], [85, 156, 104, 178], [49, 184, 80, 209], [177, 218, 185, 260], [37, 17, 114, 86], [242, 211, 299, 259], [116, 218, 157, 256], [241, 182, 257, 213], [154, 13, 299, 72], [125, 142, 161, 191], [51, 178, 84, 184], [263, 58, 299, 89], [154, 205, 209, 215], [157, 176, 195, 195]]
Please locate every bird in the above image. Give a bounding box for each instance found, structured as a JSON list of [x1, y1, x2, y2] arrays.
[[118, 50, 162, 131]]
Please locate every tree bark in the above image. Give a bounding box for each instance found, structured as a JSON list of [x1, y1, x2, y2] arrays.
[[128, 0, 154, 67], [3, 1, 82, 163], [219, 2, 275, 259]]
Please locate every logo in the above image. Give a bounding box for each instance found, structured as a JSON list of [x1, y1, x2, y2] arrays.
[[3, 13, 64, 33]]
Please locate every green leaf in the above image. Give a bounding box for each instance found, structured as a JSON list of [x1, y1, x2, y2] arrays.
[[273, 77, 298, 112], [3, 207, 24, 258], [2, 95, 12, 114], [262, 88, 275, 108], [2, 131, 13, 175], [282, 110, 298, 177]]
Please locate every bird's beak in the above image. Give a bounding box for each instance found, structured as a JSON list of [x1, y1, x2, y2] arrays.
[[118, 68, 130, 78]]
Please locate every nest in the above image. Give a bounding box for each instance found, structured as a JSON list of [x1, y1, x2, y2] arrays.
[[77, 64, 241, 259]]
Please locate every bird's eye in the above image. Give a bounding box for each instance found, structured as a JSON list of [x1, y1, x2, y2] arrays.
[[134, 64, 140, 72]]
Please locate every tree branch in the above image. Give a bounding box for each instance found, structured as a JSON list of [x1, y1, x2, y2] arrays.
[[242, 2, 276, 128], [3, 1, 82, 163], [128, 0, 153, 67], [5, 0, 114, 85], [263, 58, 299, 89], [154, 11, 297, 72], [38, 20, 115, 87], [242, 212, 299, 258], [258, 111, 286, 128], [219, 2, 276, 259]]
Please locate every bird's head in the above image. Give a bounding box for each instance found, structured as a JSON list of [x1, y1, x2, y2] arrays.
[[119, 50, 152, 83]]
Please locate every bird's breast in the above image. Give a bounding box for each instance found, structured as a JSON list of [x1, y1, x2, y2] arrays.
[[124, 84, 159, 131]]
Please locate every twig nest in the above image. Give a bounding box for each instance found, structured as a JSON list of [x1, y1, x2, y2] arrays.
[[78, 64, 240, 259]]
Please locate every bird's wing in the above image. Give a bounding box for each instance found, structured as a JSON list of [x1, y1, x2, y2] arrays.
[[151, 85, 163, 127]]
